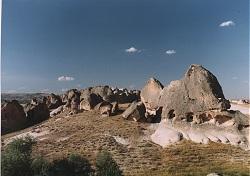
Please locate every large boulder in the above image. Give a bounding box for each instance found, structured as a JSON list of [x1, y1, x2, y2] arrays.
[[90, 86, 114, 102], [141, 78, 163, 119], [47, 93, 63, 109], [94, 101, 113, 117], [50, 105, 64, 117], [80, 93, 102, 111], [70, 96, 80, 114], [24, 102, 50, 125], [122, 101, 146, 122], [159, 64, 230, 120], [67, 89, 80, 101], [1, 100, 27, 134]]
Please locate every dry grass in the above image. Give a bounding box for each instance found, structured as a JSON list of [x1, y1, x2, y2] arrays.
[[2, 107, 250, 176]]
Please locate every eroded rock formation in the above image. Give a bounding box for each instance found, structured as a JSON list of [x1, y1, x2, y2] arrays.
[[159, 64, 230, 120], [141, 77, 163, 120], [149, 64, 249, 150], [1, 100, 27, 134], [24, 100, 50, 125]]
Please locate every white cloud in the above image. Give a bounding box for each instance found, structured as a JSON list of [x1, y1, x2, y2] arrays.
[[58, 76, 75, 81], [125, 47, 140, 53], [219, 20, 235, 27], [166, 50, 176, 55], [232, 76, 238, 80]]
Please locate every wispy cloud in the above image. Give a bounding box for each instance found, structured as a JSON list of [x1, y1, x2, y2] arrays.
[[58, 76, 75, 81], [125, 47, 140, 53], [166, 50, 176, 55], [232, 76, 238, 80], [219, 20, 235, 27]]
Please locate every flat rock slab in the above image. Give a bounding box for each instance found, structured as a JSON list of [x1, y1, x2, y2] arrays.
[[151, 120, 182, 147]]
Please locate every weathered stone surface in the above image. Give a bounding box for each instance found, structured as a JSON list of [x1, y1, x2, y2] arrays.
[[122, 101, 146, 121], [151, 119, 182, 147], [91, 86, 114, 102], [1, 100, 27, 134], [47, 93, 63, 109], [94, 101, 113, 117], [80, 93, 102, 111], [149, 64, 248, 150], [50, 105, 64, 117], [111, 101, 119, 114], [24, 102, 50, 125], [70, 96, 80, 114], [67, 89, 80, 101], [151, 110, 249, 150], [159, 64, 230, 120], [141, 78, 163, 119]]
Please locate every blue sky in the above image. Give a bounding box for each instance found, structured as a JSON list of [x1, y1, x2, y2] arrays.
[[1, 0, 249, 99]]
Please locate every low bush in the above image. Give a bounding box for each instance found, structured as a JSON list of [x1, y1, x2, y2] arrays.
[[96, 150, 123, 176], [31, 156, 50, 176], [1, 136, 35, 176], [48, 154, 93, 176]]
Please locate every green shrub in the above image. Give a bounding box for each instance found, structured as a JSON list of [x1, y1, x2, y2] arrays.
[[96, 151, 123, 176], [31, 156, 50, 176], [49, 154, 93, 176], [5, 135, 36, 155], [68, 154, 93, 176], [1, 136, 35, 176]]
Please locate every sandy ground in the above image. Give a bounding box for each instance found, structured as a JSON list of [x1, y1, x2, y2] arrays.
[[230, 103, 250, 115]]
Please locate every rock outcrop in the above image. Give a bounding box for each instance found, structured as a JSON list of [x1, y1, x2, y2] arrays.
[[141, 78, 163, 120], [46, 93, 63, 109], [122, 101, 146, 122], [24, 101, 50, 125], [94, 101, 113, 117], [1, 100, 27, 134], [150, 64, 249, 150], [159, 64, 230, 120], [80, 93, 103, 111]]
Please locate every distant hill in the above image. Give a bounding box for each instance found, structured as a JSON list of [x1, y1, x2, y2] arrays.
[[1, 93, 50, 104]]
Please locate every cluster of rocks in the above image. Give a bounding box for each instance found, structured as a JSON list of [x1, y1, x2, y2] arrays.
[[51, 86, 139, 117], [2, 98, 50, 134], [122, 64, 249, 149], [2, 86, 140, 134]]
